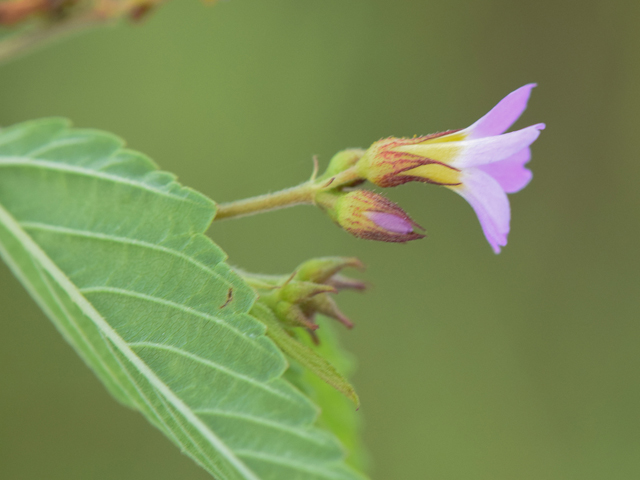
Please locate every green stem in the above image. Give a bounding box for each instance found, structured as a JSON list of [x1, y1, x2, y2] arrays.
[[214, 182, 317, 221], [214, 165, 364, 221]]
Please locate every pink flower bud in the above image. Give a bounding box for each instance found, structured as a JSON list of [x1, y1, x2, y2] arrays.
[[317, 190, 425, 243]]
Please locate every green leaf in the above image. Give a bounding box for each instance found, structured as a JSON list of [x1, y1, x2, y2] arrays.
[[285, 321, 369, 473], [0, 118, 368, 480], [251, 302, 360, 409]]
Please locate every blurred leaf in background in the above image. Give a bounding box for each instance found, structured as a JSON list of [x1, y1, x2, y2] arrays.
[[0, 1, 639, 479]]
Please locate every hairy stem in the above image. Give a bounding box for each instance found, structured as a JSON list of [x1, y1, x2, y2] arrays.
[[214, 182, 318, 221]]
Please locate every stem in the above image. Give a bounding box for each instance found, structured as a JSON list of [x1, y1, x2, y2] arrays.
[[214, 182, 317, 221], [0, 13, 107, 64], [214, 165, 364, 221]]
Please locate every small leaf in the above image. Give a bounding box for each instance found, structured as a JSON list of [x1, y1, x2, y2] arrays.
[[252, 302, 360, 409], [285, 322, 369, 473]]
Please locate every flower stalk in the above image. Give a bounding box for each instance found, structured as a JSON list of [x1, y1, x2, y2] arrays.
[[214, 148, 370, 221], [214, 181, 318, 220]]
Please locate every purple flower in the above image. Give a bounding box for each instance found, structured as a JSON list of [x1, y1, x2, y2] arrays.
[[357, 84, 544, 253]]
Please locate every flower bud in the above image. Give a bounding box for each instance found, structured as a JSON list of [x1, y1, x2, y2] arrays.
[[302, 293, 354, 329], [273, 302, 320, 331], [326, 274, 367, 292], [321, 148, 367, 182], [294, 257, 364, 285], [316, 190, 425, 243], [279, 281, 336, 303]]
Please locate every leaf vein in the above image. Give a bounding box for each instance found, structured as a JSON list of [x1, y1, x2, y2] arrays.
[[20, 221, 221, 277], [194, 409, 317, 441], [78, 286, 268, 354], [129, 341, 292, 401], [235, 450, 348, 479], [0, 203, 260, 480], [0, 157, 203, 206]]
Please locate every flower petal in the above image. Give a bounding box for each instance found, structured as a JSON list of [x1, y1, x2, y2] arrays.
[[453, 123, 545, 168], [366, 212, 415, 234], [465, 84, 537, 139], [450, 168, 511, 253], [476, 147, 532, 194]]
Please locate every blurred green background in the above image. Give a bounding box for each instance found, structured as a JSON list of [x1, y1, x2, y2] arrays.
[[1, 1, 639, 479]]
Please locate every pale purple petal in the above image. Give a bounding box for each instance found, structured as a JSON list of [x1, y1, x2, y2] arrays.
[[453, 123, 545, 168], [466, 84, 537, 139], [476, 147, 532, 194], [451, 169, 511, 253], [367, 212, 414, 234]]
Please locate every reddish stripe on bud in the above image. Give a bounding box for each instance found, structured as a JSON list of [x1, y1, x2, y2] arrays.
[[318, 190, 425, 243], [355, 131, 462, 187]]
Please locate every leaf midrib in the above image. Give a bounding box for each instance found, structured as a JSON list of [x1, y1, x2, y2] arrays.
[[0, 202, 260, 480]]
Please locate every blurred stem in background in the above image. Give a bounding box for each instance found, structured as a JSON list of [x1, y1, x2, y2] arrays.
[[0, 0, 179, 63]]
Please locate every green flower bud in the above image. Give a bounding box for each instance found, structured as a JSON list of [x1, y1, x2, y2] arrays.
[[294, 257, 364, 285], [321, 148, 367, 180]]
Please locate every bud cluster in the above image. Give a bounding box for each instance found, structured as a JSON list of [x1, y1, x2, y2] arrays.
[[241, 257, 365, 342]]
